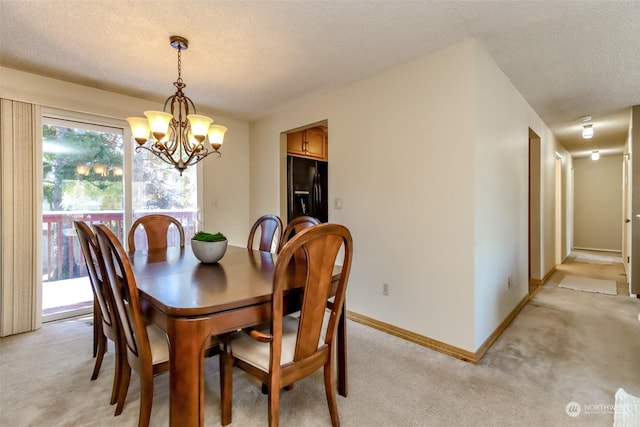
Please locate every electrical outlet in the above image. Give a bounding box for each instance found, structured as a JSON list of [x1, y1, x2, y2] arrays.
[[382, 283, 390, 296], [507, 275, 513, 289]]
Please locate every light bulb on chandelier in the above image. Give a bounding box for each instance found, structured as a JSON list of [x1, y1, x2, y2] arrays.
[[127, 36, 227, 175]]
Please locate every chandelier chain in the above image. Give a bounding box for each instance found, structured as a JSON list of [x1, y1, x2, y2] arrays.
[[176, 45, 183, 85]]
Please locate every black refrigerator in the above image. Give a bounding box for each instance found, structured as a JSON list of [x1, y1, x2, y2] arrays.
[[287, 156, 328, 223]]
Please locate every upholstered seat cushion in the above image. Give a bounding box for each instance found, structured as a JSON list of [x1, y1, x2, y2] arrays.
[[231, 316, 304, 372], [147, 324, 169, 364]]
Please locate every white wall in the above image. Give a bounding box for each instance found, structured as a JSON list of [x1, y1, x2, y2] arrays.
[[200, 118, 251, 247], [573, 155, 623, 251], [249, 39, 562, 352], [0, 66, 251, 246], [471, 45, 531, 348], [470, 45, 569, 348]]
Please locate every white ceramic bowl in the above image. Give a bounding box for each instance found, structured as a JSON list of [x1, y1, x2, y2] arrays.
[[191, 239, 228, 263]]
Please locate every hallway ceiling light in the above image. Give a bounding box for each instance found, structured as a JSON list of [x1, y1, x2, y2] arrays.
[[582, 123, 594, 139], [591, 150, 600, 160], [127, 36, 227, 175]]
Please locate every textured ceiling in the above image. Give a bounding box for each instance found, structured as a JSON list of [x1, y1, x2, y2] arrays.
[[1, 1, 639, 158]]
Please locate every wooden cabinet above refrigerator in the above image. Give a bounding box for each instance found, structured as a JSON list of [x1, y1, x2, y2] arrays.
[[287, 126, 328, 161]]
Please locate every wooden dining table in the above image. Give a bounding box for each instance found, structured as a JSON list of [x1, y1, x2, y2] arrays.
[[129, 244, 348, 427]]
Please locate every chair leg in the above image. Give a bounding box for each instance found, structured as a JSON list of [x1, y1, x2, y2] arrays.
[[138, 374, 154, 427], [91, 332, 107, 381], [115, 364, 131, 416], [93, 300, 101, 357], [93, 321, 98, 357], [110, 338, 124, 405], [324, 362, 340, 427], [267, 376, 280, 427]]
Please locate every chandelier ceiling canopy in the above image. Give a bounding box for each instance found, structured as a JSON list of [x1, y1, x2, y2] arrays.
[[127, 36, 227, 175]]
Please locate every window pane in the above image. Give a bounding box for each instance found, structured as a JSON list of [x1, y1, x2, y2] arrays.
[[42, 120, 124, 317], [131, 150, 198, 249]]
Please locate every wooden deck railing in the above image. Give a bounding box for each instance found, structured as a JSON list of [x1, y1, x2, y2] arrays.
[[42, 210, 198, 282]]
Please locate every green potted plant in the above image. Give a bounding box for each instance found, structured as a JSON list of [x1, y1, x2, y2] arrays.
[[191, 231, 228, 263]]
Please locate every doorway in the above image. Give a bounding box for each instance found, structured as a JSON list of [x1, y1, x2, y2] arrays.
[[283, 121, 329, 224], [528, 129, 542, 289], [555, 153, 563, 265]]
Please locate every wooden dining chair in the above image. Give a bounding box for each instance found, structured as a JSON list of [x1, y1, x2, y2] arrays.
[[95, 224, 221, 426], [220, 223, 353, 427], [247, 214, 283, 252], [74, 220, 124, 409], [278, 215, 320, 253], [127, 214, 185, 251], [95, 223, 172, 426]]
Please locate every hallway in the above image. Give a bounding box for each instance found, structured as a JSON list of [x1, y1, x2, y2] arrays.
[[482, 249, 640, 425], [555, 250, 629, 297]]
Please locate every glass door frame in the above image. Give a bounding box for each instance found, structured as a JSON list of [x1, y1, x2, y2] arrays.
[[41, 108, 131, 322]]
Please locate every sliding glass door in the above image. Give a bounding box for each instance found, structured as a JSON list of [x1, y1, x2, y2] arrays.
[[42, 116, 124, 320], [42, 110, 200, 321]]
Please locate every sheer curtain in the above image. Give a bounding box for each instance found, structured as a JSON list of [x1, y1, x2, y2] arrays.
[[0, 98, 42, 336]]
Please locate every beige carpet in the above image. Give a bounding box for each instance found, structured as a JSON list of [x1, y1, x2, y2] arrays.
[[1, 271, 639, 426], [558, 274, 617, 295], [574, 252, 622, 265]]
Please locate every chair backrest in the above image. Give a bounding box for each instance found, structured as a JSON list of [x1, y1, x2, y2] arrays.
[[247, 214, 283, 252], [278, 215, 320, 253], [74, 220, 118, 333], [272, 223, 353, 367], [127, 214, 185, 251], [95, 224, 152, 372]]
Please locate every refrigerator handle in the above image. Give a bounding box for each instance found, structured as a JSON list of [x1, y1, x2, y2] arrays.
[[288, 157, 294, 219]]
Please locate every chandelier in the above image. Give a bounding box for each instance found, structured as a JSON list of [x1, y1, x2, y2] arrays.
[[127, 36, 227, 175]]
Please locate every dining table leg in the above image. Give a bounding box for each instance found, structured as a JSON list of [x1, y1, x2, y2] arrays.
[[166, 317, 211, 427], [337, 301, 348, 397]]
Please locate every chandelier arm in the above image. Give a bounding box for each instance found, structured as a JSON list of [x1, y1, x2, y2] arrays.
[[163, 120, 180, 154], [165, 92, 188, 120], [181, 143, 214, 167], [176, 118, 189, 161], [135, 145, 178, 168], [184, 152, 207, 167], [184, 150, 221, 169], [162, 94, 175, 112], [184, 96, 197, 115]]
